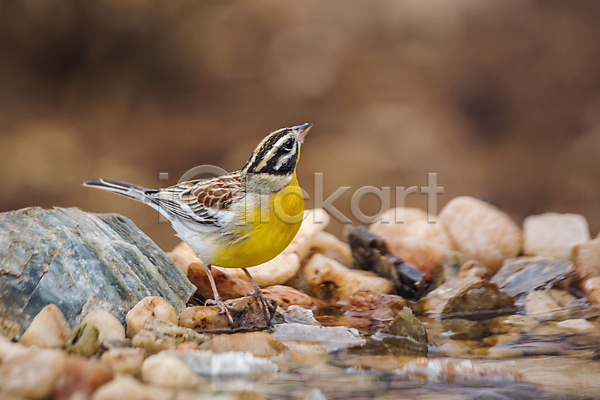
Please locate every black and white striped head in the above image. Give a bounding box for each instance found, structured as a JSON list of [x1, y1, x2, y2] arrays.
[[241, 123, 311, 192], [242, 123, 311, 176]]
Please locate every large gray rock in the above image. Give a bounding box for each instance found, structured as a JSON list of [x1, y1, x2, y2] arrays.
[[0, 207, 195, 334]]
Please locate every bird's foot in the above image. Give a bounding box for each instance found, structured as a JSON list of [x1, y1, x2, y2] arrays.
[[205, 298, 234, 327], [251, 289, 273, 326]]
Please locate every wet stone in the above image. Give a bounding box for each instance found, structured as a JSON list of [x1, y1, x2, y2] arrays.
[[66, 322, 101, 357], [491, 257, 575, 307], [345, 307, 429, 358], [283, 305, 320, 325], [573, 237, 600, 281], [442, 281, 516, 319], [345, 226, 426, 298], [344, 289, 406, 322], [0, 207, 195, 335]]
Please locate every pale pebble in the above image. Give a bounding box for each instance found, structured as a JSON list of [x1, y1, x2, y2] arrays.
[[573, 237, 600, 280], [0, 349, 67, 399], [438, 196, 522, 272], [82, 310, 126, 344], [54, 356, 113, 400], [90, 375, 174, 400], [304, 253, 393, 302], [125, 296, 178, 339], [100, 347, 146, 375], [18, 304, 71, 349], [141, 354, 202, 389], [523, 213, 590, 260]]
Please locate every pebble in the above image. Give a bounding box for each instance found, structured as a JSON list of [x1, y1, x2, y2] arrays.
[[0, 335, 29, 362], [54, 356, 113, 400], [457, 259, 493, 280], [284, 305, 320, 325], [125, 296, 178, 339], [82, 310, 126, 344], [263, 285, 321, 310], [187, 261, 252, 301], [310, 231, 353, 266], [131, 318, 210, 354], [524, 289, 577, 320], [369, 207, 453, 279], [573, 237, 600, 280], [422, 276, 482, 317], [441, 281, 515, 318], [141, 354, 203, 389], [583, 277, 600, 305], [491, 256, 575, 307], [18, 304, 72, 349], [0, 348, 67, 399], [65, 322, 101, 356], [523, 213, 590, 260], [178, 296, 276, 333], [438, 196, 522, 271], [200, 332, 286, 357], [90, 375, 174, 400], [556, 318, 596, 332], [272, 323, 366, 352], [172, 350, 278, 376], [344, 289, 406, 321], [304, 253, 393, 302], [100, 347, 146, 375]]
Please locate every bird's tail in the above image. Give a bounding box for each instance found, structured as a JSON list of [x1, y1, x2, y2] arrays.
[[83, 179, 155, 206]]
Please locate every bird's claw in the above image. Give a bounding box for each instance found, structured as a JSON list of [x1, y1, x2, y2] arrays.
[[205, 298, 234, 327]]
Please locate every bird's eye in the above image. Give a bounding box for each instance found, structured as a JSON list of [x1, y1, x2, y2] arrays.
[[283, 139, 295, 151]]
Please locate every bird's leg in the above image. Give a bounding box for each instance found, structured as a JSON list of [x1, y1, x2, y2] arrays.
[[242, 268, 272, 325], [203, 264, 234, 327]]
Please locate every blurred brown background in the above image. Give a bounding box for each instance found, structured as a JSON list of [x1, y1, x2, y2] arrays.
[[2, 0, 600, 251]]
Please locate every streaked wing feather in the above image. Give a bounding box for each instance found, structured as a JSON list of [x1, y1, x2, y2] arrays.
[[149, 172, 242, 226]]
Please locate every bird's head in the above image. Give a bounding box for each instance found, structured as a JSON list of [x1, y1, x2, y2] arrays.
[[241, 123, 312, 193]]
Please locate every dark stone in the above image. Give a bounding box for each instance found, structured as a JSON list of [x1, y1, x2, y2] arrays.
[[0, 207, 196, 335], [442, 281, 516, 319], [345, 226, 426, 299]]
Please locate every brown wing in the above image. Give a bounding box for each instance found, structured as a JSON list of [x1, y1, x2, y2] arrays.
[[148, 172, 243, 226]]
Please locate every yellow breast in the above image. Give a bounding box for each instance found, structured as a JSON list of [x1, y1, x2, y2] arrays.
[[213, 173, 304, 268]]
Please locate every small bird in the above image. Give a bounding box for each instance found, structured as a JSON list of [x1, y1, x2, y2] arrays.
[[84, 123, 312, 327]]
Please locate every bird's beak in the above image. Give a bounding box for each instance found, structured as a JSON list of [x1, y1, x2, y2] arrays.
[[292, 123, 312, 144]]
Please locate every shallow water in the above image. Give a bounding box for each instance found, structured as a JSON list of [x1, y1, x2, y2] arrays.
[[232, 313, 600, 400]]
